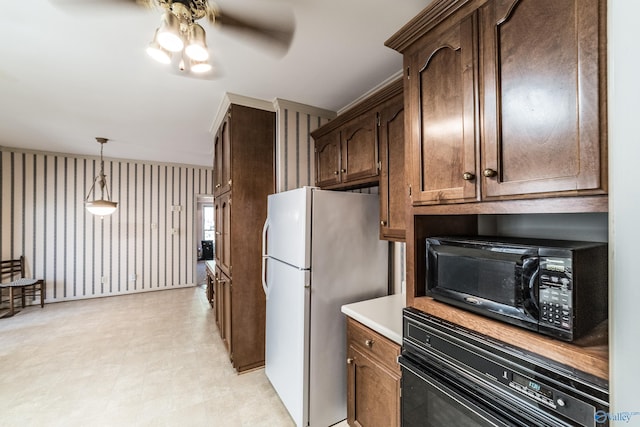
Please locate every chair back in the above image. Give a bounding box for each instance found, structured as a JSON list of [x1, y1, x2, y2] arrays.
[[0, 257, 26, 283]]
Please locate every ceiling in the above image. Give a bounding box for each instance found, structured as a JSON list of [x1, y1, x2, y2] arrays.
[[0, 0, 430, 167]]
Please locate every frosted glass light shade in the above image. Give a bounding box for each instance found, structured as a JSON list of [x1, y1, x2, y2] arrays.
[[185, 24, 209, 61], [86, 200, 118, 216], [157, 13, 184, 52]]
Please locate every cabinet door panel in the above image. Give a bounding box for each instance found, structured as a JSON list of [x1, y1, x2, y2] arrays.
[[347, 345, 400, 427], [213, 129, 223, 196], [379, 96, 406, 240], [342, 112, 379, 184], [219, 115, 232, 195], [218, 192, 232, 277], [481, 0, 604, 197], [214, 198, 221, 264], [410, 14, 478, 205], [315, 131, 341, 188]]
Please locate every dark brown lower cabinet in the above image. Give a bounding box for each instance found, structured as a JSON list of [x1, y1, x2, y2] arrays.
[[347, 318, 400, 427]]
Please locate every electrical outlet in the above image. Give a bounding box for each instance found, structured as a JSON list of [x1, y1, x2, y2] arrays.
[[101, 276, 107, 284], [171, 228, 179, 235], [129, 274, 137, 282], [151, 223, 158, 230], [172, 205, 182, 212]]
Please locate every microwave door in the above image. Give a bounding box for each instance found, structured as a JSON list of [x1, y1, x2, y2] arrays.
[[521, 256, 540, 321], [426, 243, 539, 331]]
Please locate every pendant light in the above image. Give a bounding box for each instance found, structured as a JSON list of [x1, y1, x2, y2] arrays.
[[85, 137, 118, 217]]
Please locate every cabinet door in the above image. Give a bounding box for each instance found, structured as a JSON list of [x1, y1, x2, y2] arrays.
[[407, 14, 478, 205], [379, 96, 406, 240], [480, 0, 604, 198], [347, 345, 400, 427], [341, 111, 379, 185], [315, 130, 341, 188], [213, 127, 223, 196], [214, 197, 221, 265], [223, 274, 232, 358], [214, 268, 222, 330], [218, 112, 232, 196], [217, 192, 232, 277]]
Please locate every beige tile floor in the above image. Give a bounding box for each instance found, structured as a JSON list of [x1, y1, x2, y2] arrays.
[[0, 286, 309, 427]]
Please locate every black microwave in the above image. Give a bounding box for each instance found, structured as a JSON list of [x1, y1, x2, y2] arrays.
[[425, 236, 608, 341]]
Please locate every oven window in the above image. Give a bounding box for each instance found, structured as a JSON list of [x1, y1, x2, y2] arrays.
[[402, 367, 508, 427], [430, 246, 522, 305]]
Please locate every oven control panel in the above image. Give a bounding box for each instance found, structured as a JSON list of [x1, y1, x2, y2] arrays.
[[507, 371, 558, 408], [538, 257, 573, 331]]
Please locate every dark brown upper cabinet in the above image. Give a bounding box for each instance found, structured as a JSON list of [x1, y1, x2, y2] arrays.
[[313, 111, 379, 190], [378, 93, 406, 241], [311, 80, 407, 241], [387, 0, 607, 207]]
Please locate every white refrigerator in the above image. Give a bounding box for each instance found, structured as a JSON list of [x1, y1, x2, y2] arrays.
[[261, 186, 388, 427]]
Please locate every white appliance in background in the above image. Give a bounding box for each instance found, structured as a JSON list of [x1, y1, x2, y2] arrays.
[[261, 186, 388, 427]]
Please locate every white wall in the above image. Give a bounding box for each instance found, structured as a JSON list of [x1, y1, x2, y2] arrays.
[[609, 1, 640, 422], [0, 147, 214, 302]]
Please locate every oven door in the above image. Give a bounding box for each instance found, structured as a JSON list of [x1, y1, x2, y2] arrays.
[[399, 355, 573, 427]]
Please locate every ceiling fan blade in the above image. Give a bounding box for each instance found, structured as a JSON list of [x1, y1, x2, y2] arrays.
[[212, 6, 295, 55], [49, 0, 153, 8], [50, 0, 152, 12]]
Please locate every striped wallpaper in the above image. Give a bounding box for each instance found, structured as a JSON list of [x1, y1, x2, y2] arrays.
[[274, 100, 335, 192], [0, 147, 214, 303]]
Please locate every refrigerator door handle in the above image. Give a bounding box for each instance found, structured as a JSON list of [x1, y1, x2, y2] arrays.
[[261, 217, 270, 296]]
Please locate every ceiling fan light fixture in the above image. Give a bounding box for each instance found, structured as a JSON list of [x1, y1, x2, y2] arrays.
[[185, 24, 209, 61], [190, 59, 212, 74], [157, 12, 184, 52]]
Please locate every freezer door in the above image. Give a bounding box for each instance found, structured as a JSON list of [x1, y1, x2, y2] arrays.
[[266, 186, 313, 269], [264, 257, 311, 427]]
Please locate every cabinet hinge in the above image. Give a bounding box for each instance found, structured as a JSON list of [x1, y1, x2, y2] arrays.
[[406, 66, 410, 79], [377, 161, 382, 171], [408, 185, 412, 197], [229, 198, 232, 206], [376, 113, 381, 127]]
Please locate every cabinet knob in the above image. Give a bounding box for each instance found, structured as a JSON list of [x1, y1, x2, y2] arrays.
[[334, 171, 339, 175], [347, 357, 354, 365], [341, 169, 346, 173], [483, 168, 498, 178], [380, 220, 387, 226], [462, 172, 475, 181], [365, 339, 374, 348], [215, 184, 221, 188]]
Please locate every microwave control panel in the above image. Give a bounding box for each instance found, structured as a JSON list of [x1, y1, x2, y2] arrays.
[[538, 257, 572, 331]]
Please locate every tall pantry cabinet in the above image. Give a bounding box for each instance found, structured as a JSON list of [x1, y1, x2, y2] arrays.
[[213, 103, 275, 372]]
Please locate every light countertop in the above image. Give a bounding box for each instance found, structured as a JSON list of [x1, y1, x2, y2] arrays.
[[341, 293, 406, 345]]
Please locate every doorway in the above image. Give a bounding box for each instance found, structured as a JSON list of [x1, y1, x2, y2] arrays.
[[195, 194, 214, 286]]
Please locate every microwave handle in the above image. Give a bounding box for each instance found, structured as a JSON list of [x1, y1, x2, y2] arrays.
[[521, 256, 539, 318]]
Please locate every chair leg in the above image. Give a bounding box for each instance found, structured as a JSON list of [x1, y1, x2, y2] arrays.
[[8, 287, 15, 317], [40, 281, 45, 308]]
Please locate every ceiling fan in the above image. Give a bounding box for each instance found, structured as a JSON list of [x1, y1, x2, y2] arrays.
[[51, 0, 296, 79]]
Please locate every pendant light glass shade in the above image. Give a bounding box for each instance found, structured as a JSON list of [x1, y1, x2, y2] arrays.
[[86, 200, 118, 216], [157, 12, 184, 52], [85, 138, 118, 217]]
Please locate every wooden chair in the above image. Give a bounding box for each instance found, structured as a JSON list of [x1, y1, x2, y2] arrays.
[[0, 256, 45, 318]]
